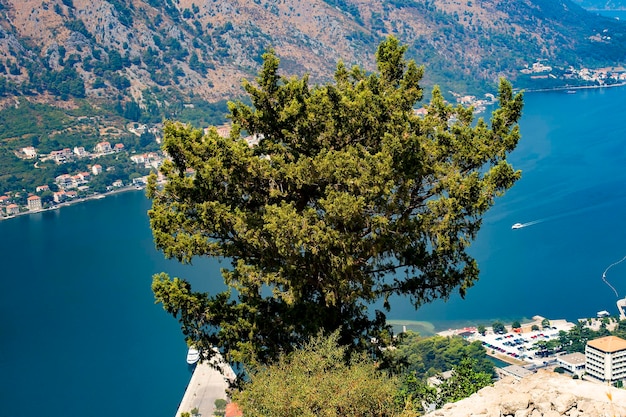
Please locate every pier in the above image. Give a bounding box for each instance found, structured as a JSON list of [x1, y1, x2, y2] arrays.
[[174, 355, 236, 417]]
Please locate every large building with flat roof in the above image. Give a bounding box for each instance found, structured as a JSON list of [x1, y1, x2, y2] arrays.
[[557, 352, 585, 377], [585, 335, 626, 383]]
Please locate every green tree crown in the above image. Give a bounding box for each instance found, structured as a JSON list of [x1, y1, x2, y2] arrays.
[[148, 36, 523, 370]]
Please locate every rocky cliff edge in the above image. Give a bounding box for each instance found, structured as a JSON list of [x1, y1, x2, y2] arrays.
[[425, 369, 626, 417]]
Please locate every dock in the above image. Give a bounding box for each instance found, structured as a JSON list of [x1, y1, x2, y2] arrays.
[[174, 355, 236, 417]]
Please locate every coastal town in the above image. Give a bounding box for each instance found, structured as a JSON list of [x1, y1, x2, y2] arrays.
[[0, 124, 264, 219], [439, 313, 626, 386], [0, 137, 160, 219]]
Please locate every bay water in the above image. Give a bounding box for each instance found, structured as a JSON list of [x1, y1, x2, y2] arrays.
[[2, 86, 626, 416]]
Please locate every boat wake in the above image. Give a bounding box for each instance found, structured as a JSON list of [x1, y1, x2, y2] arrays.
[[602, 255, 626, 298], [511, 219, 544, 229]]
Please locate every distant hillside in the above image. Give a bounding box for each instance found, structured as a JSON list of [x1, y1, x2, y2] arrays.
[[0, 0, 625, 109], [571, 0, 626, 9], [3, 0, 626, 194]]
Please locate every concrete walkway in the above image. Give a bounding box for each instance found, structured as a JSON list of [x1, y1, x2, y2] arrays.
[[174, 356, 236, 417]]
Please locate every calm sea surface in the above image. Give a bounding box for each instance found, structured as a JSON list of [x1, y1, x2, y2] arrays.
[[2, 86, 626, 416]]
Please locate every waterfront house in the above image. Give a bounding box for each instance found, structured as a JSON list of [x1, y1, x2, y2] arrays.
[[585, 335, 626, 384], [0, 195, 9, 205], [112, 179, 124, 188], [6, 203, 19, 215], [27, 195, 42, 211], [65, 191, 78, 199], [53, 191, 66, 203]]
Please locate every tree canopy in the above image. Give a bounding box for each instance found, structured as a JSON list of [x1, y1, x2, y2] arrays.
[[148, 36, 523, 370], [232, 331, 408, 417]]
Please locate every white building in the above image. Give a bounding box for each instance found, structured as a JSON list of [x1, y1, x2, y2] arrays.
[[73, 146, 88, 157], [92, 164, 102, 175], [94, 141, 112, 154], [22, 146, 37, 159], [55, 174, 75, 190], [50, 148, 73, 164], [6, 203, 19, 215], [585, 335, 626, 383], [557, 352, 586, 377]]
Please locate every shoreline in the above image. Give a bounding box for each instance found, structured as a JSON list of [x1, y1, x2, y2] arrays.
[[524, 81, 626, 93], [0, 185, 146, 222]]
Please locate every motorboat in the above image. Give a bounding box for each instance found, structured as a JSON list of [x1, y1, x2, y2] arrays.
[[511, 223, 523, 229], [186, 347, 200, 365]]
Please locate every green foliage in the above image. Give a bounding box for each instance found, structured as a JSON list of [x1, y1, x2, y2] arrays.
[[213, 399, 227, 417], [542, 318, 551, 328], [492, 322, 506, 334], [64, 19, 91, 39], [434, 357, 492, 407], [395, 372, 435, 415], [512, 320, 521, 329], [390, 331, 495, 378], [148, 37, 523, 370], [233, 331, 407, 417], [477, 325, 486, 335], [531, 324, 540, 331]]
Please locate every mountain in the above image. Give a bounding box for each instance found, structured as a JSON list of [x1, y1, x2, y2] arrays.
[[1, 0, 626, 108], [2, 0, 626, 195]]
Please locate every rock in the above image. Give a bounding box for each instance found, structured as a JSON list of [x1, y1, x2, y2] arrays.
[[514, 408, 533, 417], [423, 370, 626, 417], [552, 392, 576, 414], [534, 401, 553, 414], [500, 393, 531, 415]]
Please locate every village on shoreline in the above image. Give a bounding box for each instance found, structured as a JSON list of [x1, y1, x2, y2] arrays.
[[437, 313, 626, 384]]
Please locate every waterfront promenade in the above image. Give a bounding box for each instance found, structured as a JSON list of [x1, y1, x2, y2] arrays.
[[175, 355, 236, 417]]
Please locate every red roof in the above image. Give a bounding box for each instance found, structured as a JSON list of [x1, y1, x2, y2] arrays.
[[225, 403, 243, 417], [27, 195, 40, 200]]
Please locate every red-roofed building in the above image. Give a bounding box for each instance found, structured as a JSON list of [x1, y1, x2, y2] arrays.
[[27, 195, 42, 211], [0, 195, 9, 205], [53, 191, 66, 203], [36, 185, 49, 192], [586, 335, 626, 383], [114, 143, 124, 152], [94, 141, 112, 154], [92, 164, 103, 175], [6, 203, 19, 215]]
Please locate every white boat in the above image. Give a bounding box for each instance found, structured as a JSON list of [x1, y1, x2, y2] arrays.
[[186, 347, 200, 365], [511, 223, 524, 229]]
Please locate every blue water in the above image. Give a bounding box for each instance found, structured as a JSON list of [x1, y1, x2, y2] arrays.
[[0, 192, 225, 417], [1, 86, 626, 416], [399, 87, 626, 325]]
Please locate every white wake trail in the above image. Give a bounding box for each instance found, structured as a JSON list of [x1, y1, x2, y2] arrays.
[[601, 255, 626, 298]]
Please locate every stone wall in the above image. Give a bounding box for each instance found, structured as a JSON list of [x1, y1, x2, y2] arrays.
[[424, 370, 626, 417]]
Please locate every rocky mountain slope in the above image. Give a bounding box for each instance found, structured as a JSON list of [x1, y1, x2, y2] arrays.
[[426, 370, 626, 417], [1, 0, 626, 113]]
